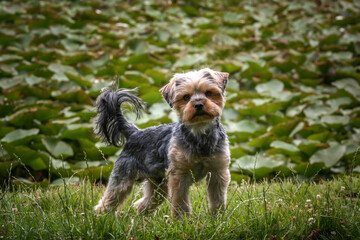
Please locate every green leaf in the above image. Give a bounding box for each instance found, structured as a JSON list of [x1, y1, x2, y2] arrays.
[[95, 142, 118, 156], [173, 54, 207, 68], [309, 143, 346, 168], [48, 63, 78, 82], [50, 177, 80, 186], [241, 62, 272, 81], [225, 120, 263, 133], [126, 39, 148, 55], [42, 137, 74, 158], [293, 162, 324, 178], [74, 161, 102, 168], [320, 115, 350, 126], [78, 138, 102, 160], [307, 131, 332, 142], [1, 128, 39, 145], [0, 76, 24, 89], [298, 140, 329, 156], [2, 143, 48, 171], [65, 73, 92, 88], [51, 159, 71, 169], [326, 97, 352, 110], [269, 140, 300, 155], [74, 164, 113, 181], [60, 124, 93, 140], [25, 75, 45, 86], [230, 147, 248, 159], [0, 161, 19, 178], [230, 172, 250, 184], [270, 119, 300, 137], [332, 78, 360, 101], [231, 154, 289, 179], [304, 103, 333, 119], [248, 132, 273, 148], [255, 79, 284, 94]]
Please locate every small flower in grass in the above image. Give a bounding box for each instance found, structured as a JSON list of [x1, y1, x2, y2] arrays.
[[308, 217, 315, 225], [340, 186, 345, 192], [331, 231, 336, 235], [316, 194, 321, 199], [164, 215, 171, 224], [277, 199, 283, 207]]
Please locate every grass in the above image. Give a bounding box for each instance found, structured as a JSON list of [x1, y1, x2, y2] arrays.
[[0, 176, 359, 240]]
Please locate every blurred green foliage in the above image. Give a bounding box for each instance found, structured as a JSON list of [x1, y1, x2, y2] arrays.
[[0, 0, 359, 186]]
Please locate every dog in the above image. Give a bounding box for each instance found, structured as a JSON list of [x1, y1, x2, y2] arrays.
[[94, 68, 230, 217]]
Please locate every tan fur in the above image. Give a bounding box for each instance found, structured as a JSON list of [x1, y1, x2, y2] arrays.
[[134, 179, 168, 213], [94, 180, 134, 213], [171, 76, 225, 125], [167, 140, 230, 217], [160, 68, 230, 217]]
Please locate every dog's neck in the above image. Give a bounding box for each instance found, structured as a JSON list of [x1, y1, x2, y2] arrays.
[[188, 118, 219, 136], [174, 118, 226, 156]]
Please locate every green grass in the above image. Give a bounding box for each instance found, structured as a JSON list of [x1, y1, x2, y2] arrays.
[[1, 177, 359, 240]]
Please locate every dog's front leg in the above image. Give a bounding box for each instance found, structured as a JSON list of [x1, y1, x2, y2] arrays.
[[207, 168, 230, 215], [168, 169, 193, 217]]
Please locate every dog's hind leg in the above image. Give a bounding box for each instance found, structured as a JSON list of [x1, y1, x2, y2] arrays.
[[134, 179, 168, 213], [94, 174, 135, 213]]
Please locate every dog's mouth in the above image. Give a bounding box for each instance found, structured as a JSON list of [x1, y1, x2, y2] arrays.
[[192, 110, 212, 119], [195, 110, 206, 116]]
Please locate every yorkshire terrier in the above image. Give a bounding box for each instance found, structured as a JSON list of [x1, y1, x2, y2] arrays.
[[94, 68, 230, 217]]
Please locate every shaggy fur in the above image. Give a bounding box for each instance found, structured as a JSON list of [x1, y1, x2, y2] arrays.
[[94, 68, 230, 217]]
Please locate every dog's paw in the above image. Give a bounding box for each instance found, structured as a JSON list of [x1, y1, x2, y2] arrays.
[[94, 204, 105, 213], [94, 199, 108, 213], [134, 197, 146, 213]]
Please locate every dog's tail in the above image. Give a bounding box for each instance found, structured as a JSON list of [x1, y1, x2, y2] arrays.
[[94, 88, 145, 147]]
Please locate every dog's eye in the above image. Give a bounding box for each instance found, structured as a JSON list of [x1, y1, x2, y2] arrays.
[[205, 91, 212, 97], [183, 94, 190, 101]]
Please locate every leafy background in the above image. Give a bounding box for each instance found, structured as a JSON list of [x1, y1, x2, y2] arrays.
[[0, 0, 359, 186]]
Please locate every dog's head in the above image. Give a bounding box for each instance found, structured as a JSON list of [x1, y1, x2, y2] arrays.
[[160, 68, 228, 126]]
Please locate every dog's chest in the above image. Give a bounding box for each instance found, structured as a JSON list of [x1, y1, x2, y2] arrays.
[[189, 151, 229, 169]]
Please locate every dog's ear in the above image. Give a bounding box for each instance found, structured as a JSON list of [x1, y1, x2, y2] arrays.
[[203, 68, 229, 92], [159, 79, 176, 108]]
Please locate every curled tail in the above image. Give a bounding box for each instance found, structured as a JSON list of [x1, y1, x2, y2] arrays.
[[94, 88, 145, 147]]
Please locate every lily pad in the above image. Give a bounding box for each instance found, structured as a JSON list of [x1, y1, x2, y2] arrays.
[[1, 128, 39, 145], [42, 137, 74, 158], [309, 143, 346, 168], [269, 140, 300, 155]]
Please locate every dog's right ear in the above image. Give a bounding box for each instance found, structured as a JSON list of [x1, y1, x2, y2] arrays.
[[159, 78, 176, 108]]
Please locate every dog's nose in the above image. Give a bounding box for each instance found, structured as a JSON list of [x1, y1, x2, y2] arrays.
[[194, 102, 204, 110]]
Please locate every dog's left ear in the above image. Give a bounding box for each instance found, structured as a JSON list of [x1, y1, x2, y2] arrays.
[[159, 80, 175, 108], [204, 69, 229, 92]]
